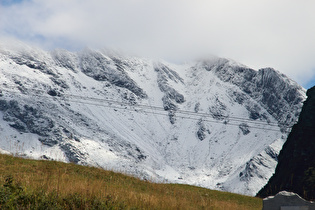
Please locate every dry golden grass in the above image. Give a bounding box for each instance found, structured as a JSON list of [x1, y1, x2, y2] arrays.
[[0, 154, 262, 209]]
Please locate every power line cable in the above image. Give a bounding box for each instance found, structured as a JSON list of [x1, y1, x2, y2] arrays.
[[0, 86, 295, 132]]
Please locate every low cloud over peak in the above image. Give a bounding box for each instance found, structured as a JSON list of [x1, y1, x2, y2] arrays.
[[1, 0, 315, 88]]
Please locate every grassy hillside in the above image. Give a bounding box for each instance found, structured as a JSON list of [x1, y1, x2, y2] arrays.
[[0, 154, 262, 209]]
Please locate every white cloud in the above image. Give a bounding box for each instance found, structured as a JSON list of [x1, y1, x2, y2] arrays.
[[1, 0, 315, 87]]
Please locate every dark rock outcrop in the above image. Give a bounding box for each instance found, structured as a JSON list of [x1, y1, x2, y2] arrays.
[[0, 100, 55, 136], [257, 86, 315, 201], [79, 49, 147, 98], [199, 60, 304, 132], [154, 63, 185, 124]]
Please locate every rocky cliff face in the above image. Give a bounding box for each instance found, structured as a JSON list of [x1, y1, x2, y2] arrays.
[[0, 41, 306, 196], [257, 86, 315, 200]]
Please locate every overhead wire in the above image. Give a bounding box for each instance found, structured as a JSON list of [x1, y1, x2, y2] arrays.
[[0, 86, 295, 132]]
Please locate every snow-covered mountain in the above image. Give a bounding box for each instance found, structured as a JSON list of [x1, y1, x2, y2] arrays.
[[0, 40, 306, 196]]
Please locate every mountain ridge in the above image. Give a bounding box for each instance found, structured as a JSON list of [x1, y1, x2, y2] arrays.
[[0, 41, 306, 196]]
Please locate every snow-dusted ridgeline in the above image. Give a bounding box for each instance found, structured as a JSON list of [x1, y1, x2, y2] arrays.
[[0, 40, 305, 195]]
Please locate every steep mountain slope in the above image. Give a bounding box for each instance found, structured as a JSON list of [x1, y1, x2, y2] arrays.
[[257, 86, 315, 200], [0, 40, 306, 196]]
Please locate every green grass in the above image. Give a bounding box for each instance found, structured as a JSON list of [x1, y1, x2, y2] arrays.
[[0, 153, 262, 209]]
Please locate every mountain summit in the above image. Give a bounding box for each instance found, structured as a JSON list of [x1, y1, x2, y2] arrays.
[[0, 41, 306, 196]]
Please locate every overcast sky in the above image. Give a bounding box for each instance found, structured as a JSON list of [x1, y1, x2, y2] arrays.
[[1, 0, 314, 88]]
